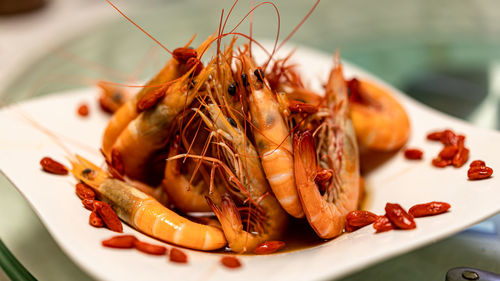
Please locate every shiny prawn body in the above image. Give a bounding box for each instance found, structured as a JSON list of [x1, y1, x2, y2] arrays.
[[348, 78, 410, 151], [162, 40, 238, 213], [107, 56, 215, 182], [70, 155, 227, 250], [293, 58, 360, 239], [162, 134, 214, 213], [101, 36, 213, 176], [196, 75, 288, 253], [267, 54, 322, 118], [239, 54, 304, 219]]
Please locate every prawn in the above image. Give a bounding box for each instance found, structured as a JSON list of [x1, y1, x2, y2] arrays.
[[101, 35, 213, 161], [163, 133, 214, 213], [293, 56, 360, 239], [347, 78, 410, 151], [239, 52, 304, 218], [70, 154, 227, 250], [106, 55, 215, 183], [192, 76, 288, 253], [162, 40, 239, 213]]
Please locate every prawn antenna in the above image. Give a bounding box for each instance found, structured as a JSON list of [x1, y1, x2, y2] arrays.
[[276, 0, 320, 51], [105, 0, 173, 55]]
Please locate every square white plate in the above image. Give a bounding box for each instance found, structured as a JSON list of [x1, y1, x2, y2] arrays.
[[1, 45, 499, 281]]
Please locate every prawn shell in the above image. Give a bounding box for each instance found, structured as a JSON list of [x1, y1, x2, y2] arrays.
[[98, 179, 226, 251]]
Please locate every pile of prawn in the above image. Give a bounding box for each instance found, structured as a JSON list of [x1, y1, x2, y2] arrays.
[[70, 1, 410, 254]]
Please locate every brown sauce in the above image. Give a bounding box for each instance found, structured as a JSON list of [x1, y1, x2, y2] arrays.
[[211, 218, 327, 255]]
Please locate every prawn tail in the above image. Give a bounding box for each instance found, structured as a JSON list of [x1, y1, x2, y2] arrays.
[[293, 130, 318, 182], [69, 154, 109, 190], [206, 194, 245, 251]]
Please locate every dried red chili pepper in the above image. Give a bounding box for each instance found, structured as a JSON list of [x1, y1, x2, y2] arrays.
[[384, 203, 416, 230], [373, 215, 394, 233], [404, 148, 423, 160], [40, 157, 68, 175], [75, 182, 95, 200], [346, 210, 377, 227], [409, 202, 451, 217], [93, 201, 123, 232], [468, 166, 493, 180], [102, 235, 137, 249], [253, 241, 286, 255], [77, 103, 89, 117], [134, 240, 167, 256], [221, 256, 242, 269], [169, 248, 188, 263], [89, 211, 104, 228]]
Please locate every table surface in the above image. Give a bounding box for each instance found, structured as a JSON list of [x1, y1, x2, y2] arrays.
[[1, 1, 500, 280]]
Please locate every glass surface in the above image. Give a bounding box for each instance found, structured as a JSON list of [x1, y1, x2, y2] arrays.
[[1, 0, 500, 280]]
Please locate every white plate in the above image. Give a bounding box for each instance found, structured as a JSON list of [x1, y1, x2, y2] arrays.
[[1, 45, 499, 281]]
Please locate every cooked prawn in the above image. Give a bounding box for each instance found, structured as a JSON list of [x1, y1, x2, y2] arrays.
[[194, 79, 288, 253], [240, 53, 304, 218], [70, 155, 226, 250], [163, 134, 213, 213], [107, 57, 215, 182], [348, 78, 410, 151], [293, 57, 360, 239], [101, 36, 213, 160]]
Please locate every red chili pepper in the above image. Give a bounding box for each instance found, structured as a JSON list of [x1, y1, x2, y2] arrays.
[[384, 203, 416, 230], [409, 202, 451, 217]]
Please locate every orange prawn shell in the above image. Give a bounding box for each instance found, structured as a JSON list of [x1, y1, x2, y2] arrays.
[[349, 79, 410, 151]]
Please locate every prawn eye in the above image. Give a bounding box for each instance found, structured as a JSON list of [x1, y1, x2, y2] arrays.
[[189, 79, 196, 89], [227, 117, 237, 127], [82, 168, 95, 180], [254, 68, 265, 83], [241, 74, 248, 87], [228, 83, 237, 96], [112, 92, 123, 103]]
